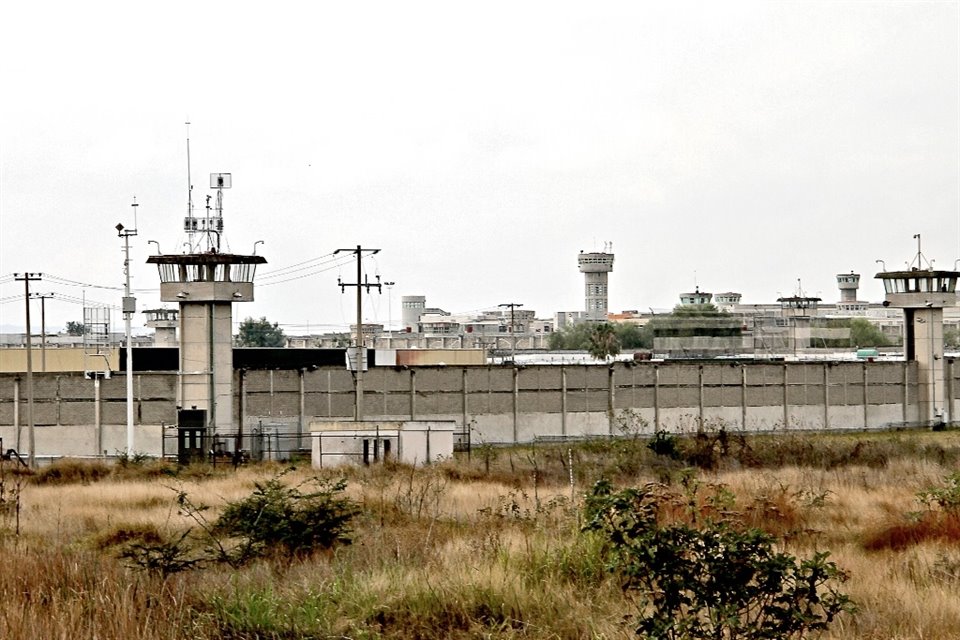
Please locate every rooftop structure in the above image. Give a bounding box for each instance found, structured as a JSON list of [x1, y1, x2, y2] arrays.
[[680, 287, 713, 306]]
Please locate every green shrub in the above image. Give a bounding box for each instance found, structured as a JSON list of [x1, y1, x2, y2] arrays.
[[213, 472, 358, 562], [583, 480, 853, 639], [918, 472, 960, 514]]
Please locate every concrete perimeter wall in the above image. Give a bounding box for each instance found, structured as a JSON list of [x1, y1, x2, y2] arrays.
[[0, 360, 955, 458]]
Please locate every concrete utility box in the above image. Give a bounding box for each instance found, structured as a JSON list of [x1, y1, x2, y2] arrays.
[[309, 420, 455, 468]]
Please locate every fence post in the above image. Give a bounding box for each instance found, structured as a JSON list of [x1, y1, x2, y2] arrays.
[[409, 369, 417, 420], [740, 365, 747, 430], [608, 364, 615, 436], [823, 363, 830, 430], [561, 366, 567, 437], [863, 363, 869, 429], [698, 364, 704, 428], [654, 365, 661, 431], [512, 366, 519, 444], [782, 364, 789, 429]]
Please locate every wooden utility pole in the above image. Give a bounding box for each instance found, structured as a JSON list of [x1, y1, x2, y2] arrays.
[[335, 246, 382, 421], [15, 272, 42, 468], [30, 292, 54, 372], [499, 302, 523, 362]]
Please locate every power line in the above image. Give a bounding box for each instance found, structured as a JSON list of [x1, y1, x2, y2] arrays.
[[257, 251, 340, 277]]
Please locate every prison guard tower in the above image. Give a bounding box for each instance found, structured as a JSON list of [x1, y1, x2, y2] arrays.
[[147, 173, 265, 458], [578, 245, 614, 321], [876, 237, 958, 425]]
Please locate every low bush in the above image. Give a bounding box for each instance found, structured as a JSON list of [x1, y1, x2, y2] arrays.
[[213, 472, 359, 563], [583, 479, 853, 639]]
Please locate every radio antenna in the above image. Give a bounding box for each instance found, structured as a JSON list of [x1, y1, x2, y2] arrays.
[[185, 120, 196, 252]]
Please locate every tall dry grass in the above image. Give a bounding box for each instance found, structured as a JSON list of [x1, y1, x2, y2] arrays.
[[2, 430, 960, 638]]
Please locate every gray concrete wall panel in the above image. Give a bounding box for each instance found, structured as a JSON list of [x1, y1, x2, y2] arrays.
[[57, 376, 95, 399], [58, 399, 95, 425], [31, 400, 59, 426], [523, 367, 562, 390]]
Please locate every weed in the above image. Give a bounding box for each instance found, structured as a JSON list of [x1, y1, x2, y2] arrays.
[[30, 458, 111, 485], [864, 472, 960, 551], [91, 522, 163, 551], [918, 472, 960, 514], [119, 529, 202, 578]]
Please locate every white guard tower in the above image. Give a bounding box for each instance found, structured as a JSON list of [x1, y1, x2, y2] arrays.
[[578, 245, 614, 321], [143, 308, 179, 347], [837, 272, 861, 302], [147, 173, 266, 444], [875, 237, 958, 425]]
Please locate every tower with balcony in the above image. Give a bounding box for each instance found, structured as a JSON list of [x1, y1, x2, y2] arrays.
[[578, 245, 614, 321], [876, 239, 958, 425], [143, 308, 179, 347], [837, 272, 860, 302], [147, 173, 265, 448]]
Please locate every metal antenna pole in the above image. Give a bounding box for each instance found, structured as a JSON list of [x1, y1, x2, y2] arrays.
[[15, 272, 42, 468], [118, 200, 138, 454], [335, 246, 382, 421]]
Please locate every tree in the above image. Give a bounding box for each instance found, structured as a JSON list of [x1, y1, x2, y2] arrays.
[[587, 323, 620, 361], [946, 328, 960, 350], [649, 304, 741, 340], [849, 318, 889, 348], [549, 322, 595, 350], [821, 318, 889, 349], [65, 321, 85, 336], [550, 322, 652, 351], [236, 316, 286, 347], [617, 322, 653, 349]]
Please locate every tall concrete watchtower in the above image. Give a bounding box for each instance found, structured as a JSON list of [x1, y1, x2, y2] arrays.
[[578, 245, 614, 321], [875, 238, 958, 425], [147, 172, 265, 440], [837, 272, 860, 302]]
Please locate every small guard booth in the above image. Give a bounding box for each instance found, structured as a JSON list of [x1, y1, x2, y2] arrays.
[[309, 420, 455, 468]]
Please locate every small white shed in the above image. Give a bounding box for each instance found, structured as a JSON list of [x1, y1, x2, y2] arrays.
[[308, 420, 455, 468]]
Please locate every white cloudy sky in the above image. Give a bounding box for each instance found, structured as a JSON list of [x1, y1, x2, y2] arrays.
[[1, 1, 958, 335]]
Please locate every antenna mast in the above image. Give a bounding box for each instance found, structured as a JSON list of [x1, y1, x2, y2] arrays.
[[184, 121, 197, 253], [910, 233, 932, 270]]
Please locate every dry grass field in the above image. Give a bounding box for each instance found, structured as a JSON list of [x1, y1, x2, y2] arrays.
[[2, 428, 960, 639]]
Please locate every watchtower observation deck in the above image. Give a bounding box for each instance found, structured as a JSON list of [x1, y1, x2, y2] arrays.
[[148, 252, 266, 303]]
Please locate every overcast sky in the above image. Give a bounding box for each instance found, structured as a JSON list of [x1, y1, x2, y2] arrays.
[[1, 1, 958, 335]]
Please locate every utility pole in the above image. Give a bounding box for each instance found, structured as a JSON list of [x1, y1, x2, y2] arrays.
[[117, 199, 138, 454], [30, 292, 54, 372], [383, 281, 395, 349], [499, 302, 523, 362], [335, 245, 382, 421], [15, 272, 42, 468]]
